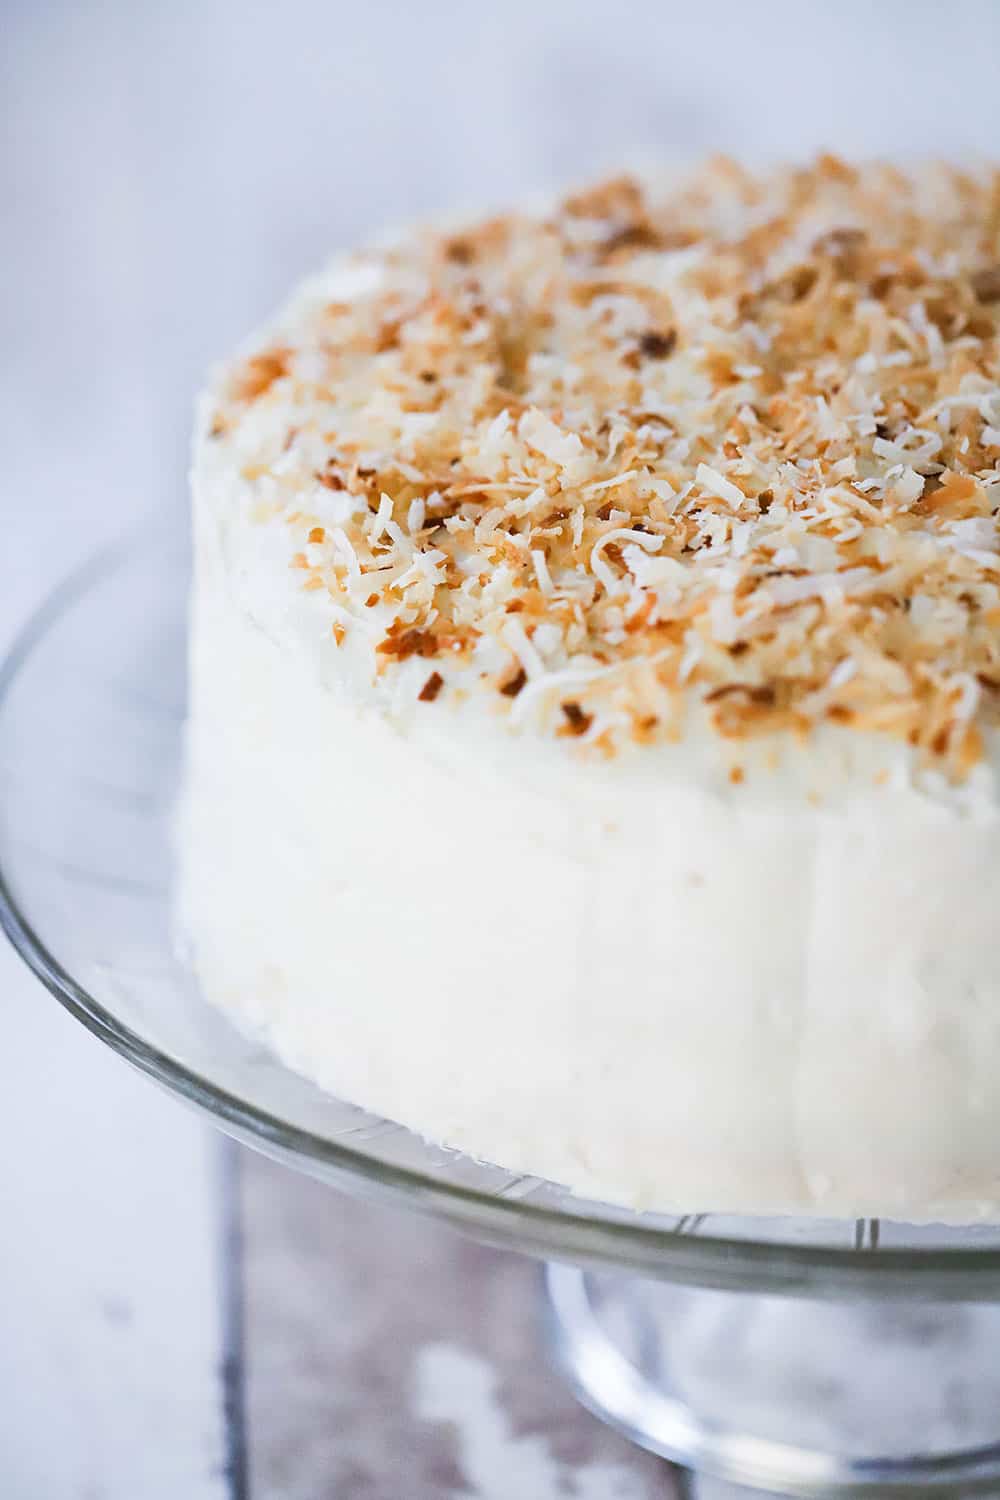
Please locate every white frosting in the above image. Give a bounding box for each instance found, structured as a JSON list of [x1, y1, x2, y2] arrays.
[[179, 449, 1000, 1219]]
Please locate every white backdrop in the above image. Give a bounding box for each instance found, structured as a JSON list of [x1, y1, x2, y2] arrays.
[[3, 3, 1000, 1494]]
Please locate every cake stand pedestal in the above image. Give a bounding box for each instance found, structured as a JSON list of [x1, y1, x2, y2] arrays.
[[543, 1261, 1000, 1496], [5, 534, 1000, 1499]]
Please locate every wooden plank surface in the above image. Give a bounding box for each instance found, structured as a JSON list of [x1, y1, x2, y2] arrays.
[[0, 936, 230, 1500], [237, 1149, 675, 1499]]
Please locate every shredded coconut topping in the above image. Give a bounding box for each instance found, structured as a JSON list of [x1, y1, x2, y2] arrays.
[[208, 156, 1000, 773]]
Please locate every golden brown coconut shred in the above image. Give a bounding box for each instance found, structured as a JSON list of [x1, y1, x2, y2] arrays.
[[214, 156, 1000, 775]]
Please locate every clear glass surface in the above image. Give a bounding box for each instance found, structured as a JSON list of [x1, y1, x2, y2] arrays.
[[544, 1266, 1000, 1496], [4, 524, 1000, 1300]]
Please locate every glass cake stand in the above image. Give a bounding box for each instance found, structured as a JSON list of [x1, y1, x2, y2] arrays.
[[5, 527, 1000, 1498]]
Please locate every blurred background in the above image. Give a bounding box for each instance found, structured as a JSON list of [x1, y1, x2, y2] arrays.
[[4, 3, 1000, 1496]]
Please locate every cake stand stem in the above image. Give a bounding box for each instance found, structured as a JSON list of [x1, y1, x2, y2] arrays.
[[541, 1261, 1000, 1497]]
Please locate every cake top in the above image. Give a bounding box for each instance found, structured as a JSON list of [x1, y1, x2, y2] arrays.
[[206, 156, 1000, 776]]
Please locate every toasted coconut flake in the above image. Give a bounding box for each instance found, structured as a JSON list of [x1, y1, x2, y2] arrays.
[[696, 464, 747, 509], [561, 701, 593, 736], [231, 347, 291, 403], [215, 156, 1000, 775]]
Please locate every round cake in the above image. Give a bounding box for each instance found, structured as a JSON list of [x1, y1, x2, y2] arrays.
[[179, 157, 1000, 1220]]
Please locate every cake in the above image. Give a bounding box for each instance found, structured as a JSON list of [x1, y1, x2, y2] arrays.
[[179, 157, 1000, 1221]]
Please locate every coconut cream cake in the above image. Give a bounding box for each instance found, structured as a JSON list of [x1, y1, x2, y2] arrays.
[[179, 157, 1000, 1220]]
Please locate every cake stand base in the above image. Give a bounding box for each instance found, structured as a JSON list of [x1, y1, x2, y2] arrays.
[[543, 1262, 1000, 1497]]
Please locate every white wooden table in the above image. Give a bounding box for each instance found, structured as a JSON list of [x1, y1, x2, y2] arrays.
[[4, 4, 1000, 1494]]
